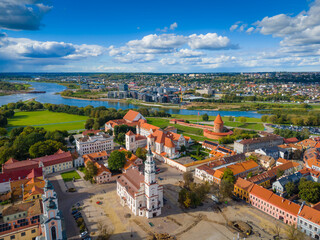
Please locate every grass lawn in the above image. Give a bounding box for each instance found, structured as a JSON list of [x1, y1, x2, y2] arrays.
[[146, 117, 170, 129], [7, 110, 88, 132], [61, 170, 81, 182]]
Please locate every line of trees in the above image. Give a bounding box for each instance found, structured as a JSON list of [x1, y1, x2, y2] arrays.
[[0, 126, 68, 165]]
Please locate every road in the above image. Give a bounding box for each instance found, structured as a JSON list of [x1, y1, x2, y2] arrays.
[[48, 176, 116, 239]]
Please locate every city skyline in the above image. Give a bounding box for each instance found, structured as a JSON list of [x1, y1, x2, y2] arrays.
[[0, 0, 320, 72]]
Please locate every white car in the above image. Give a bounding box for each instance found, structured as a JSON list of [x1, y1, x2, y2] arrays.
[[80, 231, 88, 238]]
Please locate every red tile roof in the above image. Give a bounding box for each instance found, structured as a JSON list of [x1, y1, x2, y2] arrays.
[[235, 178, 254, 192], [214, 114, 223, 124], [123, 110, 141, 122], [299, 205, 320, 225], [117, 168, 144, 197], [126, 130, 135, 136]]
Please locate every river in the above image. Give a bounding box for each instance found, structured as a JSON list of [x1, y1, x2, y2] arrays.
[[0, 81, 263, 118]]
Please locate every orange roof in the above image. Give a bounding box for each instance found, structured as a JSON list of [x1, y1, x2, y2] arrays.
[[123, 110, 141, 122], [235, 178, 254, 192], [5, 158, 18, 165], [126, 130, 135, 136], [299, 205, 320, 225], [83, 151, 109, 161], [164, 138, 175, 148], [94, 162, 111, 176], [277, 158, 289, 164], [214, 114, 223, 124], [251, 184, 300, 216], [140, 122, 160, 132]]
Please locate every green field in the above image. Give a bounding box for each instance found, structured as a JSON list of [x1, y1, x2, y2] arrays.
[[7, 110, 88, 132], [61, 170, 81, 182]]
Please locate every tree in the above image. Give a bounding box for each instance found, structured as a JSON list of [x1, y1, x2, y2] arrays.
[[29, 140, 66, 158], [84, 160, 98, 183], [180, 145, 186, 153], [222, 168, 236, 184], [136, 147, 147, 161], [196, 145, 201, 156], [69, 135, 75, 144], [261, 115, 268, 122], [93, 121, 100, 130], [116, 132, 125, 145], [125, 151, 132, 159], [239, 117, 247, 123], [108, 150, 126, 171], [219, 179, 234, 200], [269, 222, 281, 240], [247, 172, 253, 178], [298, 178, 320, 203], [276, 169, 284, 178], [284, 224, 310, 240], [202, 113, 209, 121], [285, 181, 296, 197], [183, 171, 194, 189], [0, 128, 7, 136], [97, 221, 112, 240], [84, 118, 94, 130], [228, 116, 234, 121]]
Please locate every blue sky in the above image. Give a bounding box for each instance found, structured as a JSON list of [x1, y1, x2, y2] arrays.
[[0, 0, 319, 72]]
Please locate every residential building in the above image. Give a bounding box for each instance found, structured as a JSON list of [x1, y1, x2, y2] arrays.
[[117, 147, 163, 218], [0, 200, 42, 240], [272, 172, 302, 196], [76, 132, 114, 155], [2, 150, 73, 176], [298, 204, 320, 239], [212, 160, 260, 184], [248, 161, 302, 187], [249, 184, 300, 225], [234, 178, 254, 203], [234, 135, 284, 153]]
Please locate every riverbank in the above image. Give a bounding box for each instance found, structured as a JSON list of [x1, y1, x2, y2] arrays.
[[60, 95, 182, 109]]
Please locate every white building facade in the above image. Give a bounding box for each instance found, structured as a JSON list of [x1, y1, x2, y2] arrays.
[[76, 132, 114, 155]]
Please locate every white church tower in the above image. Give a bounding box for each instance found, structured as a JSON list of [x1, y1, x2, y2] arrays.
[[144, 145, 163, 218], [41, 180, 63, 240]]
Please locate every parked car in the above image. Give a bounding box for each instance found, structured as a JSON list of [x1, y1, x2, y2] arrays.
[[75, 215, 83, 220], [80, 231, 88, 239], [71, 210, 78, 215]]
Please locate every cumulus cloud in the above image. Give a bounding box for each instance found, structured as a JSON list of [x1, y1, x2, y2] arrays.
[[107, 32, 238, 64], [0, 0, 52, 30], [254, 0, 320, 49], [0, 33, 106, 71], [188, 33, 238, 50], [127, 34, 187, 53], [174, 49, 205, 58]]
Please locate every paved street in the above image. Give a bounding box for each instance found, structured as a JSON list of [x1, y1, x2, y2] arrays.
[[48, 174, 117, 239]]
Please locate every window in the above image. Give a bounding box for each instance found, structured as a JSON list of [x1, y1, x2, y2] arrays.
[[31, 229, 36, 233], [21, 232, 26, 236], [10, 236, 15, 239]]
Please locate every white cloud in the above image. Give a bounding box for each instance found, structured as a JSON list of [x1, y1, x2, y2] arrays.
[[188, 33, 238, 50], [0, 34, 106, 71], [230, 24, 238, 31], [0, 0, 52, 30], [246, 27, 254, 34], [174, 48, 205, 58], [157, 22, 178, 32], [239, 24, 247, 32], [170, 22, 178, 30], [254, 0, 320, 49]]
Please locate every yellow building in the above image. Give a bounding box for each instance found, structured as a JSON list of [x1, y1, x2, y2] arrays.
[[234, 177, 254, 203], [0, 200, 42, 240]]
